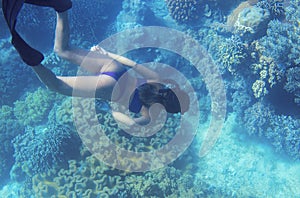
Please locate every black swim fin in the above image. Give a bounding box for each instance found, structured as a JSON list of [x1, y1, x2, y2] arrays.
[[2, 0, 44, 66], [2, 0, 23, 31], [11, 31, 44, 66], [24, 0, 72, 13]]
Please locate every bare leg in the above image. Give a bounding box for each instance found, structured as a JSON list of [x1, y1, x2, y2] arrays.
[[32, 64, 73, 96], [30, 11, 121, 98], [32, 64, 115, 99], [54, 11, 114, 73]]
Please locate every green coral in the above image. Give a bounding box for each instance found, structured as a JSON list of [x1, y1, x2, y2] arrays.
[[56, 97, 74, 126], [249, 41, 283, 98], [13, 88, 58, 126], [30, 154, 214, 197], [206, 31, 248, 75]]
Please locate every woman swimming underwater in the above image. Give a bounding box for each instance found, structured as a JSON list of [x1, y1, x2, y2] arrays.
[[2, 0, 189, 126]]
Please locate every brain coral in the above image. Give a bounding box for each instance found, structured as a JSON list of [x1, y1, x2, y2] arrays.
[[234, 6, 271, 38], [31, 154, 217, 197], [55, 97, 74, 126], [165, 0, 202, 23]]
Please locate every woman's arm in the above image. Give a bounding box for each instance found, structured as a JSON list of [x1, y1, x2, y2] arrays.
[[112, 111, 150, 127]]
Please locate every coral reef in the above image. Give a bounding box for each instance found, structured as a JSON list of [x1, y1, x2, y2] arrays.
[[202, 30, 248, 75], [249, 41, 283, 98], [200, 0, 300, 160], [225, 0, 258, 32], [13, 88, 58, 126], [31, 154, 219, 197], [165, 0, 203, 24], [284, 67, 300, 105], [72, 98, 185, 170], [55, 97, 74, 126], [243, 102, 300, 160], [233, 6, 271, 38], [251, 79, 268, 98], [71, 0, 122, 42], [255, 2, 300, 100], [256, 0, 285, 18], [215, 35, 248, 74], [268, 115, 300, 160], [0, 105, 24, 182], [260, 20, 294, 67], [115, 0, 159, 32], [1, 0, 300, 196], [0, 38, 33, 106], [11, 124, 80, 179]]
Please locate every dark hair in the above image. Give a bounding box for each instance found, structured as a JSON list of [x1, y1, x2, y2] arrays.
[[137, 81, 190, 114]]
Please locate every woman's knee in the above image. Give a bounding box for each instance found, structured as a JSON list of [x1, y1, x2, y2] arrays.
[[54, 47, 68, 59], [47, 82, 72, 96]]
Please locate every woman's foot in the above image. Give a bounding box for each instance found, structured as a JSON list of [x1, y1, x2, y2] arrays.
[[24, 0, 72, 12]]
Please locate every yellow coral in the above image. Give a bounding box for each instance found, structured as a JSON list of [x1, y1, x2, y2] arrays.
[[250, 41, 283, 98], [13, 88, 58, 126], [56, 98, 74, 125], [252, 79, 268, 98]]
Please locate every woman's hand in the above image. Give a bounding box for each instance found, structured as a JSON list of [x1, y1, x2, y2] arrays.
[[90, 45, 108, 55], [112, 111, 150, 127]]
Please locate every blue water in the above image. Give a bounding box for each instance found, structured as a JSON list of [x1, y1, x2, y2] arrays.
[[0, 0, 299, 197]]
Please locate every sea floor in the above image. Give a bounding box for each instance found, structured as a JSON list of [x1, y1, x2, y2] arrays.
[[195, 113, 300, 197]]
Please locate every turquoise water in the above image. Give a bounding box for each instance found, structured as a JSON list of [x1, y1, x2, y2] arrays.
[[0, 0, 299, 197]]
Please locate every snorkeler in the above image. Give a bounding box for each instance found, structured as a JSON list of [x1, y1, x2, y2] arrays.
[[2, 0, 189, 126]]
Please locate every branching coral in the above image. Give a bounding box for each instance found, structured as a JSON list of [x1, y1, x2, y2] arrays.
[[284, 67, 300, 105], [206, 33, 248, 75], [165, 0, 203, 23], [11, 124, 79, 178], [243, 102, 300, 160], [249, 41, 283, 98], [0, 38, 32, 106], [266, 115, 300, 159], [256, 0, 285, 18], [0, 105, 23, 181], [260, 20, 293, 67]]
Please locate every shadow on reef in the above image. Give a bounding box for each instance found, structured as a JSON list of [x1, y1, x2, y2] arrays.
[[266, 82, 300, 117]]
